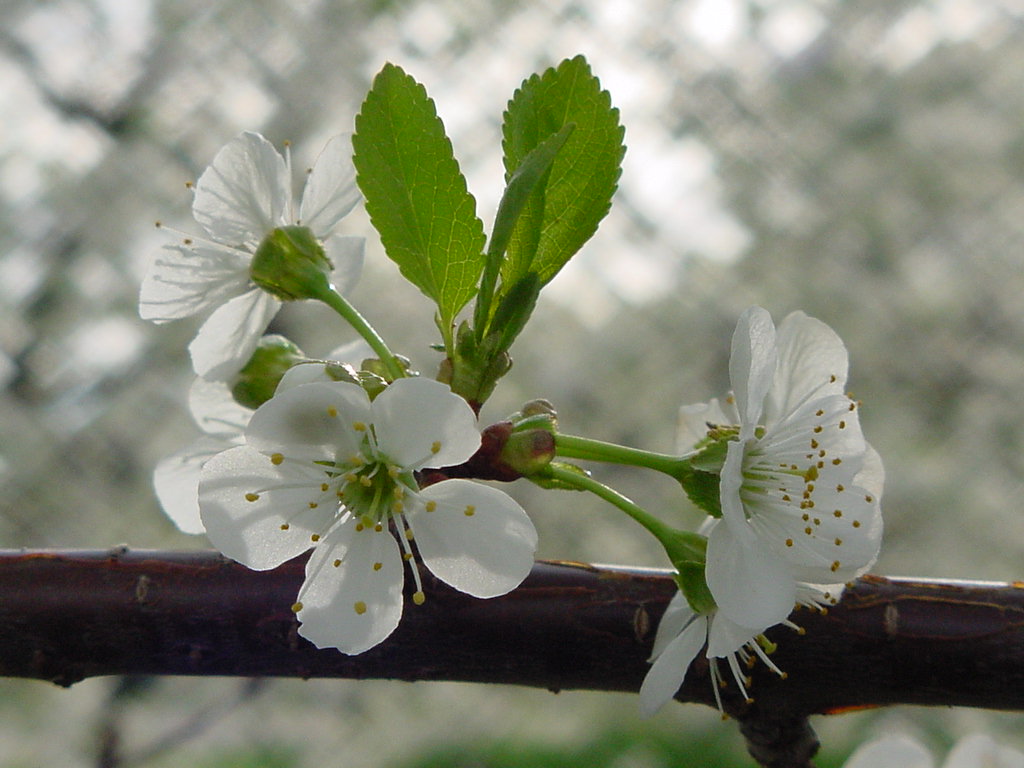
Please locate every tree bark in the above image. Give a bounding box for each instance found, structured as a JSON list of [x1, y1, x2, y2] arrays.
[[2, 549, 1023, 766]]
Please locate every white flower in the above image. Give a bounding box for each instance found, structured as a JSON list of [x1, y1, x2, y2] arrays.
[[155, 340, 374, 535], [639, 585, 775, 717], [154, 377, 251, 534], [844, 734, 1024, 768], [198, 376, 538, 654], [680, 307, 883, 632], [140, 131, 364, 380]]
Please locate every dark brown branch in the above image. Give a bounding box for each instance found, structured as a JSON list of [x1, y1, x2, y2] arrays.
[[3, 550, 1024, 767]]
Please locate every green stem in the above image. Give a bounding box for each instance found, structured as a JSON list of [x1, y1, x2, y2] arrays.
[[312, 285, 405, 381], [555, 434, 689, 477], [545, 465, 703, 561]]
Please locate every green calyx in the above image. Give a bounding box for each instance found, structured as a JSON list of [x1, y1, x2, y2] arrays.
[[250, 225, 332, 301], [498, 399, 558, 477], [231, 335, 306, 409]]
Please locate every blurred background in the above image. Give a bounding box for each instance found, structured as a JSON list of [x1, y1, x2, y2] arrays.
[[3, 0, 1024, 765]]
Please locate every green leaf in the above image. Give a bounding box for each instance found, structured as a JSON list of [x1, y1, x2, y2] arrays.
[[474, 124, 574, 334], [352, 63, 486, 337], [500, 55, 625, 288]]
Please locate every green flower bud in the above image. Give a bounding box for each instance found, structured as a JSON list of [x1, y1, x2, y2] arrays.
[[250, 225, 332, 300], [231, 335, 305, 409], [499, 427, 556, 477]]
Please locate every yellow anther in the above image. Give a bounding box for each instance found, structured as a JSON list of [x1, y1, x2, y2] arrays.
[[333, 559, 341, 567], [280, 523, 290, 531], [865, 495, 874, 503], [832, 458, 842, 466], [376, 523, 384, 533], [412, 591, 426, 605], [354, 601, 367, 615], [838, 420, 846, 429], [430, 440, 441, 454], [291, 602, 303, 613], [403, 552, 412, 561], [308, 502, 318, 509], [803, 465, 818, 482], [834, 538, 843, 546], [311, 534, 320, 542], [373, 562, 383, 571], [852, 520, 862, 528], [405, 528, 414, 540], [830, 561, 841, 572], [813, 425, 823, 434], [785, 538, 794, 547], [464, 505, 476, 517], [360, 476, 372, 487], [355, 522, 364, 531], [245, 492, 260, 502], [271, 453, 284, 465], [804, 527, 813, 535], [425, 501, 437, 513], [833, 509, 843, 518], [321, 483, 329, 492], [327, 405, 338, 418], [353, 421, 367, 432], [836, 484, 845, 492]]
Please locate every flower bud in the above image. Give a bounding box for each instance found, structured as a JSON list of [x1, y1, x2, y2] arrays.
[[250, 225, 331, 300], [231, 335, 305, 409]]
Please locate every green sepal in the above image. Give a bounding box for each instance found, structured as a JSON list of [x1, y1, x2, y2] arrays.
[[675, 559, 716, 615], [231, 335, 306, 409], [676, 464, 723, 518], [249, 226, 331, 301]]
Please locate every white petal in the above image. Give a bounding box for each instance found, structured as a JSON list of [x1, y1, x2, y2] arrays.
[[856, 444, 885, 500], [765, 311, 849, 425], [324, 234, 365, 296], [945, 734, 1024, 768], [298, 133, 361, 237], [729, 306, 776, 436], [676, 398, 734, 454], [843, 736, 933, 768], [705, 611, 764, 658], [719, 440, 754, 535], [188, 377, 251, 436], [373, 378, 480, 468], [154, 435, 235, 535], [413, 479, 537, 597], [245, 381, 370, 460], [296, 520, 404, 655], [650, 591, 696, 659], [193, 131, 289, 247], [188, 289, 281, 380], [706, 518, 796, 629], [139, 244, 250, 323], [198, 445, 334, 570], [638, 614, 707, 717]]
